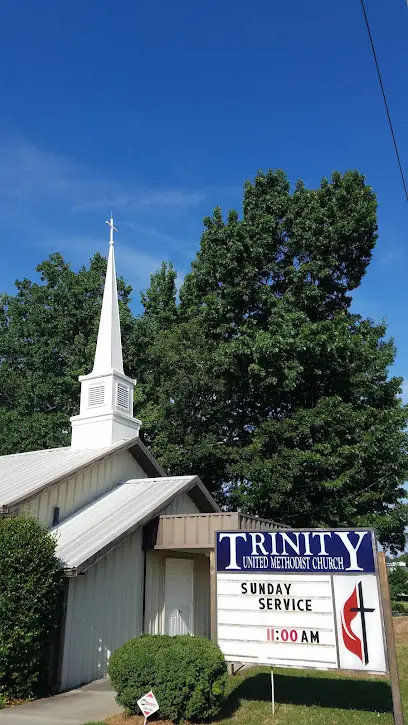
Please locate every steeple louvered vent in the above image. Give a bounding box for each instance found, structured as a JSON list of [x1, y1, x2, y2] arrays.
[[88, 385, 105, 407], [117, 384, 129, 410]]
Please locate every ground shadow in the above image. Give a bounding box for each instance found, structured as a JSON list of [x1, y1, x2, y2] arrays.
[[221, 670, 393, 717]]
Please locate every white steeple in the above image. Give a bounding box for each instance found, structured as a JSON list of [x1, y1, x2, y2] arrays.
[[93, 217, 124, 375], [70, 217, 141, 450]]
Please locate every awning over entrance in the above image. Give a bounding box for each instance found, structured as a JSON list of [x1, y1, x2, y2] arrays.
[[142, 511, 287, 644], [144, 512, 286, 552]]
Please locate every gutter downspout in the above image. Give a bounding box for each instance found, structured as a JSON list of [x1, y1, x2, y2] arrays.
[[142, 549, 147, 634]]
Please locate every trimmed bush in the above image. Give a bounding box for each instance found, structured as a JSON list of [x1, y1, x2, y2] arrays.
[[392, 601, 407, 614], [0, 516, 65, 699], [109, 634, 228, 722]]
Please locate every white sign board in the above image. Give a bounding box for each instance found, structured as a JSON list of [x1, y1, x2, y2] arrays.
[[137, 691, 159, 719], [216, 529, 387, 674]]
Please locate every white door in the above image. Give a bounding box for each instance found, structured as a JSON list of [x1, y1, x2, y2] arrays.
[[164, 558, 194, 635]]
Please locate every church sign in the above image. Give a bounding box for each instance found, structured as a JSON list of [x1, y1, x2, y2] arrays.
[[215, 529, 388, 673]]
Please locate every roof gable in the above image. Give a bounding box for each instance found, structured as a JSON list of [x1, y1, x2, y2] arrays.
[[0, 437, 165, 509], [54, 476, 219, 574]]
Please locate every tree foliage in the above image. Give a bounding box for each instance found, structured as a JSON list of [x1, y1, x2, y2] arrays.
[[134, 170, 408, 551], [388, 566, 408, 601], [0, 169, 407, 551], [0, 516, 65, 699]]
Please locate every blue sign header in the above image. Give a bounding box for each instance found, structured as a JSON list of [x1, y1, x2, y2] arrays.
[[216, 529, 376, 574]]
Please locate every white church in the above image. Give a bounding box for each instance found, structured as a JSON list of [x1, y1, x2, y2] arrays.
[[0, 219, 280, 692]]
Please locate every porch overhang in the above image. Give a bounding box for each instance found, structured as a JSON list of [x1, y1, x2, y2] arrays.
[[143, 512, 287, 551]]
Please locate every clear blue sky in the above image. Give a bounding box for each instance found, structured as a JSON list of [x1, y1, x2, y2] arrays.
[[0, 0, 407, 391]]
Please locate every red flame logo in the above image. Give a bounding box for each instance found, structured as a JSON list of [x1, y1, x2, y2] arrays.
[[341, 585, 363, 662]]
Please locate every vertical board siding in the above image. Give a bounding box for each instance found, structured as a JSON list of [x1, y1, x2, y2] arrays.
[[144, 552, 210, 639], [156, 512, 240, 550], [194, 555, 210, 637], [60, 528, 144, 691], [59, 482, 208, 689], [144, 492, 206, 636], [144, 551, 165, 635], [162, 492, 199, 515], [238, 514, 284, 530], [22, 451, 146, 527]]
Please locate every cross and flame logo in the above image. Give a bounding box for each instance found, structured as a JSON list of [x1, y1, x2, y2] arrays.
[[341, 582, 375, 665]]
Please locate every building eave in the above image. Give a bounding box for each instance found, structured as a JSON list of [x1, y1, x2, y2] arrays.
[[1, 436, 164, 509], [58, 475, 205, 574], [129, 438, 166, 478]]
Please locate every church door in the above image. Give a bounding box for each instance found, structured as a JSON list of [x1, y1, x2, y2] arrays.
[[164, 558, 194, 635]]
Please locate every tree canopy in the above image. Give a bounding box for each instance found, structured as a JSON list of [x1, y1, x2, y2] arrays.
[[388, 566, 408, 601], [1, 169, 407, 551]]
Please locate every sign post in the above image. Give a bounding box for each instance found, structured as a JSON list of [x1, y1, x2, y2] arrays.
[[377, 552, 404, 725], [215, 528, 401, 722], [271, 667, 275, 716]]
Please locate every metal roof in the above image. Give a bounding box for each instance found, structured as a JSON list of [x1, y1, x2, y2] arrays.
[[53, 476, 203, 574], [0, 437, 164, 509]]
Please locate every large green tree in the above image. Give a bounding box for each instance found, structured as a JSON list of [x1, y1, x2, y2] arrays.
[[1, 169, 407, 551], [134, 170, 408, 551]]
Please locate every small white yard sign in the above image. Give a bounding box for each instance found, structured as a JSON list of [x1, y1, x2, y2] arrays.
[[137, 691, 159, 721]]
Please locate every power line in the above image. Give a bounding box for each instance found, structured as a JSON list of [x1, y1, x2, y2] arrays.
[[359, 0, 408, 202]]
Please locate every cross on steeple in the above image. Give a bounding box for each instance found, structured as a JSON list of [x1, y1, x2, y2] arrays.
[[106, 215, 118, 246]]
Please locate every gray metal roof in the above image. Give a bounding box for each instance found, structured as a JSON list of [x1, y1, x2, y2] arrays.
[[0, 437, 164, 509], [53, 476, 203, 573]]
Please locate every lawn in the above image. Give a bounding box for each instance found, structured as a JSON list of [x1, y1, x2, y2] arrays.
[[85, 617, 408, 725]]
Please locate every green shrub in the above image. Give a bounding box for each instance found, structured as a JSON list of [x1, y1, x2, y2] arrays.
[[109, 634, 228, 722], [392, 601, 408, 614], [388, 566, 408, 601], [0, 692, 5, 709], [0, 516, 65, 700]]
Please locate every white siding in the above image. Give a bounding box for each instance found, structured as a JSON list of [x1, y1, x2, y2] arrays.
[[194, 555, 210, 637], [22, 450, 146, 527], [59, 484, 204, 690], [144, 552, 210, 639], [144, 493, 199, 635], [60, 528, 144, 691], [162, 492, 199, 515], [144, 550, 164, 635]]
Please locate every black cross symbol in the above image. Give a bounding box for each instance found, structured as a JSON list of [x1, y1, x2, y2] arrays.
[[350, 581, 375, 665]]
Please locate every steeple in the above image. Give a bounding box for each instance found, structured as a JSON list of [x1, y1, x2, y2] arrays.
[[70, 217, 141, 450], [92, 217, 124, 375]]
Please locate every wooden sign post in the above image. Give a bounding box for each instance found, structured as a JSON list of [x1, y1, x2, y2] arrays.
[[377, 552, 404, 725]]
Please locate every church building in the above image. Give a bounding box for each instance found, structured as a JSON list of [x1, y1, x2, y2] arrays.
[[0, 219, 281, 692]]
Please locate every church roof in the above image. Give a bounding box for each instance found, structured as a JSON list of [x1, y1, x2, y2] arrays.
[[54, 476, 218, 574], [0, 436, 164, 510]]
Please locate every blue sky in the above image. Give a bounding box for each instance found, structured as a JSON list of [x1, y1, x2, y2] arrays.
[[0, 0, 407, 391]]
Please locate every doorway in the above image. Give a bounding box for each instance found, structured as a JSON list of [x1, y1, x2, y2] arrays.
[[164, 558, 194, 635]]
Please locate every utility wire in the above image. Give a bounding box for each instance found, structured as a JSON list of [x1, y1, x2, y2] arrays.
[[359, 0, 408, 202]]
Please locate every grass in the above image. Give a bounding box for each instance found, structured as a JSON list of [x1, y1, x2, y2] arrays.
[[84, 617, 408, 725]]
